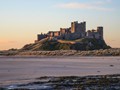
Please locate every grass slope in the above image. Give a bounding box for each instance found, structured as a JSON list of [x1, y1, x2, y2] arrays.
[[21, 38, 110, 51]]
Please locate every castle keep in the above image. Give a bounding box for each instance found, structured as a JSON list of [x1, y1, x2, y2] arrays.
[[37, 21, 103, 41]]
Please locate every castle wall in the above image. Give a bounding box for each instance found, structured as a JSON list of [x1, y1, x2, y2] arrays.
[[86, 30, 94, 38], [86, 27, 103, 39], [63, 33, 82, 40], [94, 33, 100, 39], [60, 28, 66, 35], [54, 31, 60, 37], [37, 34, 47, 41], [97, 27, 103, 39], [48, 31, 54, 37], [37, 21, 104, 41], [60, 28, 70, 35]]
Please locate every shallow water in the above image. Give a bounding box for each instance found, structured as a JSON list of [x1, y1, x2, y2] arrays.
[[0, 56, 120, 85]]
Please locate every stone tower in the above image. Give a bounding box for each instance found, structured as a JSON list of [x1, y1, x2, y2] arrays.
[[76, 22, 86, 33], [71, 21, 78, 33], [97, 27, 103, 39], [71, 21, 86, 33]]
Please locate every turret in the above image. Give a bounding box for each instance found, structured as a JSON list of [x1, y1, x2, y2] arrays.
[[82, 21, 86, 33], [71, 21, 78, 33], [97, 26, 103, 39]]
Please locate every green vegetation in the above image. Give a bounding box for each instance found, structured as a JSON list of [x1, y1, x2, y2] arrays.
[[21, 38, 110, 51]]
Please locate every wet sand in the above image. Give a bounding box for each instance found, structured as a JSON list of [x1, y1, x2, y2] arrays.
[[0, 56, 120, 85]]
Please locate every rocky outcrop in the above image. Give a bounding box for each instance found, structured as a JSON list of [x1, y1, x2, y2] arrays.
[[1, 74, 120, 90], [1, 38, 119, 56], [21, 38, 110, 51]]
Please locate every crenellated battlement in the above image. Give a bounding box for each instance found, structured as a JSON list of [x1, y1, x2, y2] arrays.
[[37, 21, 103, 41]]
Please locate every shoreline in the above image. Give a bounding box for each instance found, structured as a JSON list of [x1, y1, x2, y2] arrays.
[[0, 55, 120, 58]]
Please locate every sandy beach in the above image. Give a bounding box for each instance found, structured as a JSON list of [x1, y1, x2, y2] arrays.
[[0, 56, 120, 85]]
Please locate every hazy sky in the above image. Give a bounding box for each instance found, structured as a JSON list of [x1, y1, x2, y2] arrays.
[[0, 0, 120, 50]]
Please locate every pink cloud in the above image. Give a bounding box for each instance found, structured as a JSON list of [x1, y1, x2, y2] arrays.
[[57, 2, 113, 11]]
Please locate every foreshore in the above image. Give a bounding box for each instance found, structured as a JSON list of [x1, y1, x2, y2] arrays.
[[0, 54, 120, 90], [1, 74, 120, 90], [0, 56, 120, 86], [1, 48, 120, 56]]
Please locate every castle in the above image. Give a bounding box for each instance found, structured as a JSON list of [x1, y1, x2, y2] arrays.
[[37, 21, 103, 41]]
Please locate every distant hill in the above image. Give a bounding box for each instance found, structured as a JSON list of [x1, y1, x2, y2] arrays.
[[21, 38, 111, 51]]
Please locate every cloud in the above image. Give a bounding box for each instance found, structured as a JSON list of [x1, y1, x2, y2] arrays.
[[106, 0, 112, 3], [56, 1, 113, 11]]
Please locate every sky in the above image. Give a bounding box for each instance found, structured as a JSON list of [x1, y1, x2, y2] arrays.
[[0, 0, 120, 50]]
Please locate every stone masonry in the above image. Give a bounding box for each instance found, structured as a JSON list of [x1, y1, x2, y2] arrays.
[[37, 21, 103, 41]]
